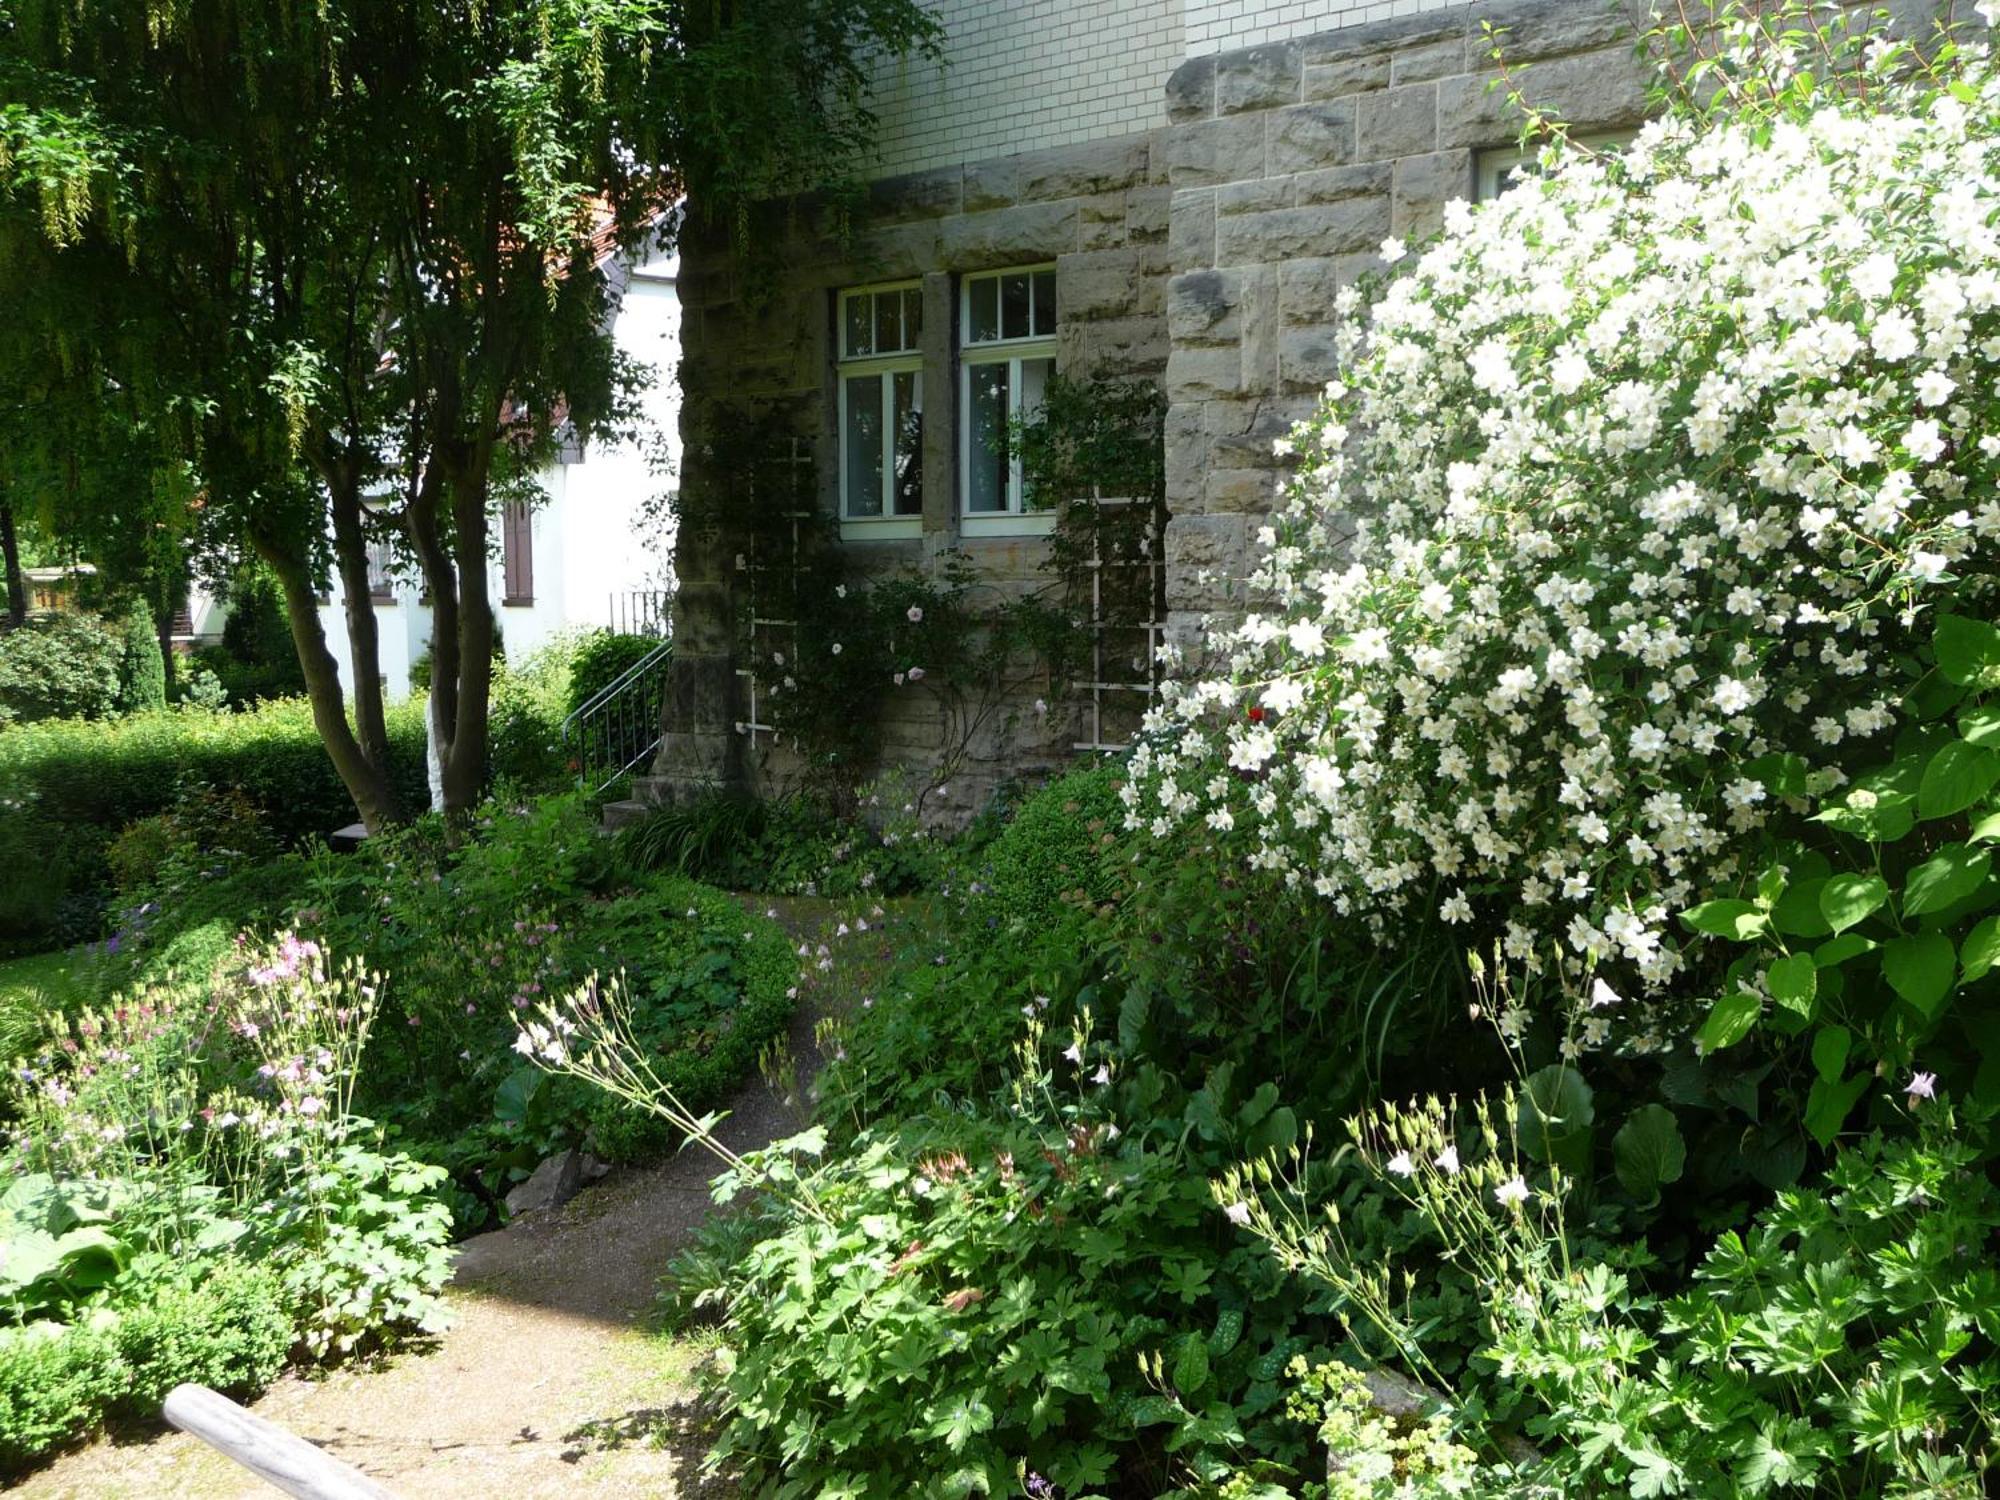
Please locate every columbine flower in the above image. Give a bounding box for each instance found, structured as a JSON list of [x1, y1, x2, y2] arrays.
[[1906, 1070, 1937, 1103], [1589, 977, 1621, 1009], [1385, 1151, 1415, 1177], [1061, 1042, 1083, 1065], [1223, 1201, 1252, 1227], [1091, 1063, 1112, 1087], [1434, 1145, 1461, 1175], [1495, 1175, 1532, 1207], [906, 604, 924, 623], [907, 666, 926, 682]]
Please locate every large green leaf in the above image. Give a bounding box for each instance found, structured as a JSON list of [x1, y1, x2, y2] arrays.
[[1819, 874, 1888, 935], [1697, 990, 1762, 1052], [1936, 614, 2000, 689], [1883, 932, 1956, 1018], [1517, 1064, 1595, 1172], [1920, 742, 2000, 820], [1963, 916, 2000, 984], [1811, 1025, 1850, 1083], [1613, 1105, 1686, 1202], [1765, 953, 1817, 1018], [1960, 702, 2000, 747], [1902, 844, 1990, 917], [1680, 900, 1768, 942], [1805, 1073, 1870, 1147], [1771, 877, 1832, 939]]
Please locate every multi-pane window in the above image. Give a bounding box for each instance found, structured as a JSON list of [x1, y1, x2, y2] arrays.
[[1475, 130, 1637, 201], [365, 538, 395, 602], [961, 266, 1056, 517], [837, 283, 924, 524]]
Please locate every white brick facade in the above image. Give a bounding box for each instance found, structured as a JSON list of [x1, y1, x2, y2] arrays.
[[1182, 0, 1460, 54], [867, 0, 1184, 177], [866, 2, 1479, 178]]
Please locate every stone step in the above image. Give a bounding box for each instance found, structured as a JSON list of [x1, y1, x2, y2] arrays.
[[598, 798, 654, 833]]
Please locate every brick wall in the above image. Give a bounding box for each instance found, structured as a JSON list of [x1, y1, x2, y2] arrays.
[[867, 0, 1184, 177], [1184, 0, 1461, 55]]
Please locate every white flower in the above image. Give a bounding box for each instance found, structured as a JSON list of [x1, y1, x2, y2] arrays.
[[906, 605, 924, 623], [1494, 1175, 1532, 1207], [1589, 977, 1622, 1009], [1062, 1042, 1083, 1065], [1385, 1151, 1415, 1177], [1223, 1201, 1253, 1227], [1434, 1145, 1461, 1175]]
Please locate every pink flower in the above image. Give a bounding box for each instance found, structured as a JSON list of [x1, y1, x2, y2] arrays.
[[906, 605, 924, 623], [1906, 1070, 1937, 1103], [907, 666, 927, 682]]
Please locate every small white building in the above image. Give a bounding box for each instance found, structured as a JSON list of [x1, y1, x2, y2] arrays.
[[319, 248, 682, 702]]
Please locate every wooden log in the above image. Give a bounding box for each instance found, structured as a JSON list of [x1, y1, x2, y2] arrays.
[[162, 1384, 400, 1500]]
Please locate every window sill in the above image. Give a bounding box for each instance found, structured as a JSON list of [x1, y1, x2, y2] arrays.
[[502, 598, 536, 608], [840, 516, 923, 542], [961, 511, 1057, 539]]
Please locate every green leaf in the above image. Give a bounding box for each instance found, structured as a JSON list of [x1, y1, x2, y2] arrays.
[[1970, 810, 2000, 845], [1766, 953, 1817, 1017], [1936, 614, 2000, 689], [1517, 1064, 1595, 1172], [1680, 899, 1768, 941], [1771, 877, 1832, 939], [1920, 741, 2000, 819], [1814, 931, 1877, 967], [1612, 1105, 1686, 1202], [1883, 932, 1957, 1019], [1902, 843, 1990, 917], [1697, 990, 1762, 1052], [1805, 1072, 1870, 1147], [1962, 916, 2000, 983], [1811, 1025, 1850, 1083], [1171, 1332, 1211, 1398], [1959, 703, 2000, 747], [1819, 874, 1887, 934]]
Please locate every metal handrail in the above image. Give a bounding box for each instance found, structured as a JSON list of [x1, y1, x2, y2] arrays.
[[562, 636, 674, 794]]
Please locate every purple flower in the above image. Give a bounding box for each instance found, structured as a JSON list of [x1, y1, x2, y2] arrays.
[[1906, 1070, 1937, 1103]]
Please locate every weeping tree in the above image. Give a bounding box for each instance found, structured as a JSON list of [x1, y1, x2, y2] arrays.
[[0, 0, 941, 828]]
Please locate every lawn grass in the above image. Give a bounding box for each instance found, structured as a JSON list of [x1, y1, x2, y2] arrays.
[[0, 946, 105, 1060]]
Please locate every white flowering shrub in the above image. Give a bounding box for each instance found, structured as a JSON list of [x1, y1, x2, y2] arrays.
[[1132, 12, 2000, 1025]]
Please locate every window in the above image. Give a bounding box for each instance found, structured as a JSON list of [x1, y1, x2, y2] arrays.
[[365, 539, 395, 603], [837, 282, 924, 536], [961, 266, 1057, 532], [1476, 130, 1637, 202], [501, 501, 534, 605]]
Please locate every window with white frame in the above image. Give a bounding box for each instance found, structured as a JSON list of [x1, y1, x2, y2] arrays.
[[837, 282, 924, 530], [961, 266, 1057, 522], [1475, 129, 1637, 201]]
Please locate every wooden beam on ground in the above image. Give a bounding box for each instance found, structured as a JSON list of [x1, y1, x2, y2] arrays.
[[162, 1384, 400, 1500]]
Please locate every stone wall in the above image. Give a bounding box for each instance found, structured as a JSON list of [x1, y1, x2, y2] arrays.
[[645, 131, 1181, 814], [1157, 0, 1652, 650]]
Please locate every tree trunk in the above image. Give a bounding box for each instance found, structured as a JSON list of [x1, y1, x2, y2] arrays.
[[0, 495, 28, 628], [251, 529, 405, 833], [406, 461, 462, 810], [440, 462, 495, 817], [325, 464, 396, 780]]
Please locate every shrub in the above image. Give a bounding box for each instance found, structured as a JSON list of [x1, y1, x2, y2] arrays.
[[974, 759, 1127, 930], [0, 1324, 122, 1473], [566, 628, 665, 717], [0, 612, 123, 724], [113, 599, 165, 714], [1131, 17, 2000, 1030], [108, 1258, 292, 1418]]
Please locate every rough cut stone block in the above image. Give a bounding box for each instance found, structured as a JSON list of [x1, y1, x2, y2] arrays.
[[1164, 514, 1251, 601], [1295, 161, 1392, 205], [964, 136, 1152, 212], [1125, 186, 1171, 243], [1166, 345, 1247, 402], [866, 167, 963, 223], [1216, 42, 1303, 114], [1166, 53, 1216, 123], [1166, 115, 1266, 188], [1215, 197, 1392, 266], [939, 201, 1079, 269], [1279, 327, 1342, 391], [1299, 13, 1464, 66], [1268, 100, 1357, 176], [1305, 55, 1390, 100], [1393, 148, 1474, 240], [1470, 0, 1650, 64], [1169, 187, 1217, 273], [1058, 245, 1168, 320], [854, 220, 944, 279], [1083, 316, 1171, 377], [1218, 178, 1296, 217], [1355, 82, 1439, 161], [1079, 194, 1131, 252], [1438, 49, 1651, 148], [1279, 256, 1346, 325], [1392, 37, 1468, 84], [1168, 268, 1241, 342], [1206, 467, 1283, 514]]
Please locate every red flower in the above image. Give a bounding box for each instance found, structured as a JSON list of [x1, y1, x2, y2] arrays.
[[1247, 706, 1265, 723]]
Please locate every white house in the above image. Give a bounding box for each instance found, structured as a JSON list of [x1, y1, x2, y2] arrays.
[[318, 248, 682, 703]]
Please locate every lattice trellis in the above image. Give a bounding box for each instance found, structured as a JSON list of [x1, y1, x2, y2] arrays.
[[1070, 491, 1167, 754], [734, 438, 816, 750]]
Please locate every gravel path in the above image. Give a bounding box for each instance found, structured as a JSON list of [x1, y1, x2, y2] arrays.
[[13, 898, 835, 1500]]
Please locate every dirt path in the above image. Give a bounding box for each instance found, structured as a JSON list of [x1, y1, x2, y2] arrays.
[[13, 899, 837, 1500]]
